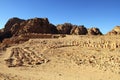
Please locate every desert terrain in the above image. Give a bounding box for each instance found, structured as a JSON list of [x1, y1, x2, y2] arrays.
[[0, 17, 120, 80], [0, 35, 120, 80]]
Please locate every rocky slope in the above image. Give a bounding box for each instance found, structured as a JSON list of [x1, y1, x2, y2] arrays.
[[107, 26, 120, 35], [0, 17, 58, 42], [1, 35, 120, 80]]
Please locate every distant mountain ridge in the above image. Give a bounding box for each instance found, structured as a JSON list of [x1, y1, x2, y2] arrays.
[[0, 17, 103, 42]]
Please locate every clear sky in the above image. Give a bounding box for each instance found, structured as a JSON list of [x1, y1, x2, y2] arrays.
[[0, 0, 120, 34]]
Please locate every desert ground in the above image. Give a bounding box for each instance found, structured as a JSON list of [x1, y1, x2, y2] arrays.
[[0, 35, 120, 80]]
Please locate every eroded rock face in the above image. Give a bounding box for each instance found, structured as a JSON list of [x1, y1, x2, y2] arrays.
[[57, 23, 73, 34], [87, 27, 102, 35], [16, 18, 57, 35], [0, 17, 103, 44], [107, 30, 117, 35], [113, 26, 120, 32], [107, 26, 120, 35], [0, 17, 58, 41], [0, 18, 24, 42], [0, 31, 12, 42], [11, 18, 58, 35], [70, 25, 88, 35], [0, 29, 4, 42], [57, 24, 88, 35], [4, 17, 25, 33]]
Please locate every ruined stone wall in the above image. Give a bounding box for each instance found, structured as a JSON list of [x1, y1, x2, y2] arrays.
[[29, 35, 120, 49], [19, 33, 66, 39], [66, 36, 120, 49], [19, 33, 53, 38]]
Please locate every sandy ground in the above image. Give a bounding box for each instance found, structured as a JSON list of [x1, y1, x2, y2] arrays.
[[0, 35, 120, 80]]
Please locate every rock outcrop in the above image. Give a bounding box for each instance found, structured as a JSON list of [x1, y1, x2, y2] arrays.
[[57, 23, 73, 34], [107, 26, 120, 35], [0, 17, 103, 44], [0, 17, 58, 42], [57, 23, 88, 35], [87, 27, 102, 35], [4, 17, 25, 34], [5, 17, 58, 35], [20, 18, 58, 34], [70, 25, 88, 35]]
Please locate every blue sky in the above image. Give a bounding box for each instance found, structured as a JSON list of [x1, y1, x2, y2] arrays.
[[0, 0, 120, 34]]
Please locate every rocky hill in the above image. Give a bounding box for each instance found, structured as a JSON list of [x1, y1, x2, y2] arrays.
[[0, 17, 102, 42], [2, 17, 58, 39], [1, 17, 120, 80], [2, 17, 120, 51]]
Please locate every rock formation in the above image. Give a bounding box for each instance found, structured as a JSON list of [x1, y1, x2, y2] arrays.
[[113, 26, 120, 32], [4, 17, 25, 33], [0, 17, 58, 42], [107, 26, 120, 35], [0, 17, 103, 44], [18, 18, 58, 35], [70, 25, 88, 35], [5, 17, 58, 35], [57, 23, 88, 35], [57, 23, 73, 34], [87, 27, 102, 35]]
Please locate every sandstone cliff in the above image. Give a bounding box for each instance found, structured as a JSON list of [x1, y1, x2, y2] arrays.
[[0, 17, 58, 42]]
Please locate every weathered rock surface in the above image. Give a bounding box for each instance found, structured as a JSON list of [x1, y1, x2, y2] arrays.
[[0, 17, 58, 42], [113, 26, 120, 32], [70, 25, 88, 35], [17, 18, 58, 35], [4, 17, 25, 33], [57, 23, 88, 35], [57, 23, 73, 34], [0, 17, 103, 46], [107, 26, 120, 35], [5, 17, 58, 36], [87, 27, 102, 35]]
